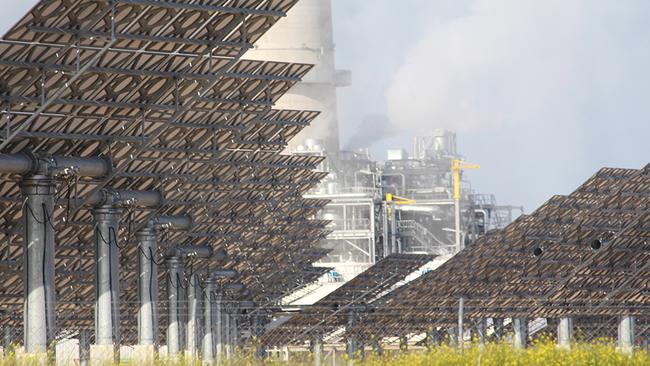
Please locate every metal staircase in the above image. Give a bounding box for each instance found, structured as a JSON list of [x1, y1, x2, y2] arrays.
[[397, 220, 456, 255]]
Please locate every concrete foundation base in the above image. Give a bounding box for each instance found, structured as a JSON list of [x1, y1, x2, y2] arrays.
[[90, 344, 117, 366], [134, 345, 156, 365]]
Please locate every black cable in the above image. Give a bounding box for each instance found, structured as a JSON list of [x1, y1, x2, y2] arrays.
[[148, 246, 155, 337], [41, 203, 49, 343]]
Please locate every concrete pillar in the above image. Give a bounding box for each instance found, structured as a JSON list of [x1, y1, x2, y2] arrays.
[[202, 281, 215, 364], [311, 335, 322, 366], [618, 315, 635, 355], [493, 318, 504, 341], [91, 205, 122, 364], [475, 318, 487, 347], [513, 318, 528, 349], [167, 255, 185, 357], [136, 226, 158, 363], [557, 317, 573, 349], [21, 175, 56, 356], [186, 273, 201, 361]]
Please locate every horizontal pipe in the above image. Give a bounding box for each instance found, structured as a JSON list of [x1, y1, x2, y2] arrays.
[[168, 246, 213, 259], [211, 269, 238, 279], [87, 189, 163, 208], [222, 283, 246, 292], [0, 153, 110, 177], [0, 154, 33, 174], [153, 215, 192, 231], [52, 156, 111, 177]]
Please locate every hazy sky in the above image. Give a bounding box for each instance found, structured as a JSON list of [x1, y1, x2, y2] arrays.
[[333, 0, 650, 212], [2, 1, 649, 212]]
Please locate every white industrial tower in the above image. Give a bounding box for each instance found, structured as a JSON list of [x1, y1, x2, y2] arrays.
[[245, 0, 349, 152]]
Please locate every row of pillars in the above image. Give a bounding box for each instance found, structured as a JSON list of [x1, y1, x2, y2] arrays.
[[10, 155, 245, 364]]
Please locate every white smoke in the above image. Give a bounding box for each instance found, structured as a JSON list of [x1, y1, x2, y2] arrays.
[[383, 0, 650, 209], [387, 0, 650, 133]]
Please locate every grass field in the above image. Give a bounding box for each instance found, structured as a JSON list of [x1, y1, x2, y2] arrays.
[[2, 341, 649, 365]]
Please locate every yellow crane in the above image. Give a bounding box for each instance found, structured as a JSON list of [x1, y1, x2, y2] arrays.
[[452, 159, 480, 250]]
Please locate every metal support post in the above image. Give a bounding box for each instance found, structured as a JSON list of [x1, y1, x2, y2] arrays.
[[399, 335, 408, 352], [79, 329, 90, 366], [253, 314, 267, 361], [311, 335, 322, 366], [557, 317, 573, 349], [224, 306, 232, 360], [493, 318, 504, 341], [458, 297, 464, 351], [475, 318, 487, 347], [381, 204, 389, 256], [370, 336, 383, 356], [137, 226, 158, 347], [202, 280, 215, 364], [447, 327, 458, 347], [618, 315, 635, 355], [390, 202, 398, 254], [230, 304, 239, 355], [3, 327, 13, 356], [21, 175, 56, 355], [187, 273, 201, 361], [425, 327, 439, 349], [513, 318, 528, 349], [215, 292, 225, 362], [167, 255, 185, 357], [346, 311, 358, 366], [92, 205, 122, 363]]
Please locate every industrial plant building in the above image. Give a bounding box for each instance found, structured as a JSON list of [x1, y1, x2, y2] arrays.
[[0, 0, 647, 365]]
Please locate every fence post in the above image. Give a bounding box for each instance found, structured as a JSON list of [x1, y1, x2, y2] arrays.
[[513, 318, 528, 349], [557, 317, 573, 349], [458, 297, 464, 351], [312, 335, 323, 366], [618, 315, 635, 355], [493, 318, 504, 341]]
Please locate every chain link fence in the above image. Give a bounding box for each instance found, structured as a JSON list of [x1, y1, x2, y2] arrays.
[[3, 301, 650, 364]]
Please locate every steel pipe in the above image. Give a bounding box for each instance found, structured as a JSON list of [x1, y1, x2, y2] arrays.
[[202, 280, 215, 363], [93, 205, 122, 347], [214, 291, 225, 362], [86, 189, 163, 208], [186, 273, 201, 361], [167, 256, 185, 356], [168, 245, 213, 259], [153, 215, 192, 231], [211, 269, 238, 279], [137, 226, 158, 347], [21, 175, 56, 354], [0, 153, 110, 177]]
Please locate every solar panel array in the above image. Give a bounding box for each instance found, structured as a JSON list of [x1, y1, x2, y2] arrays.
[[0, 0, 332, 341], [263, 254, 435, 346], [352, 164, 650, 339]]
